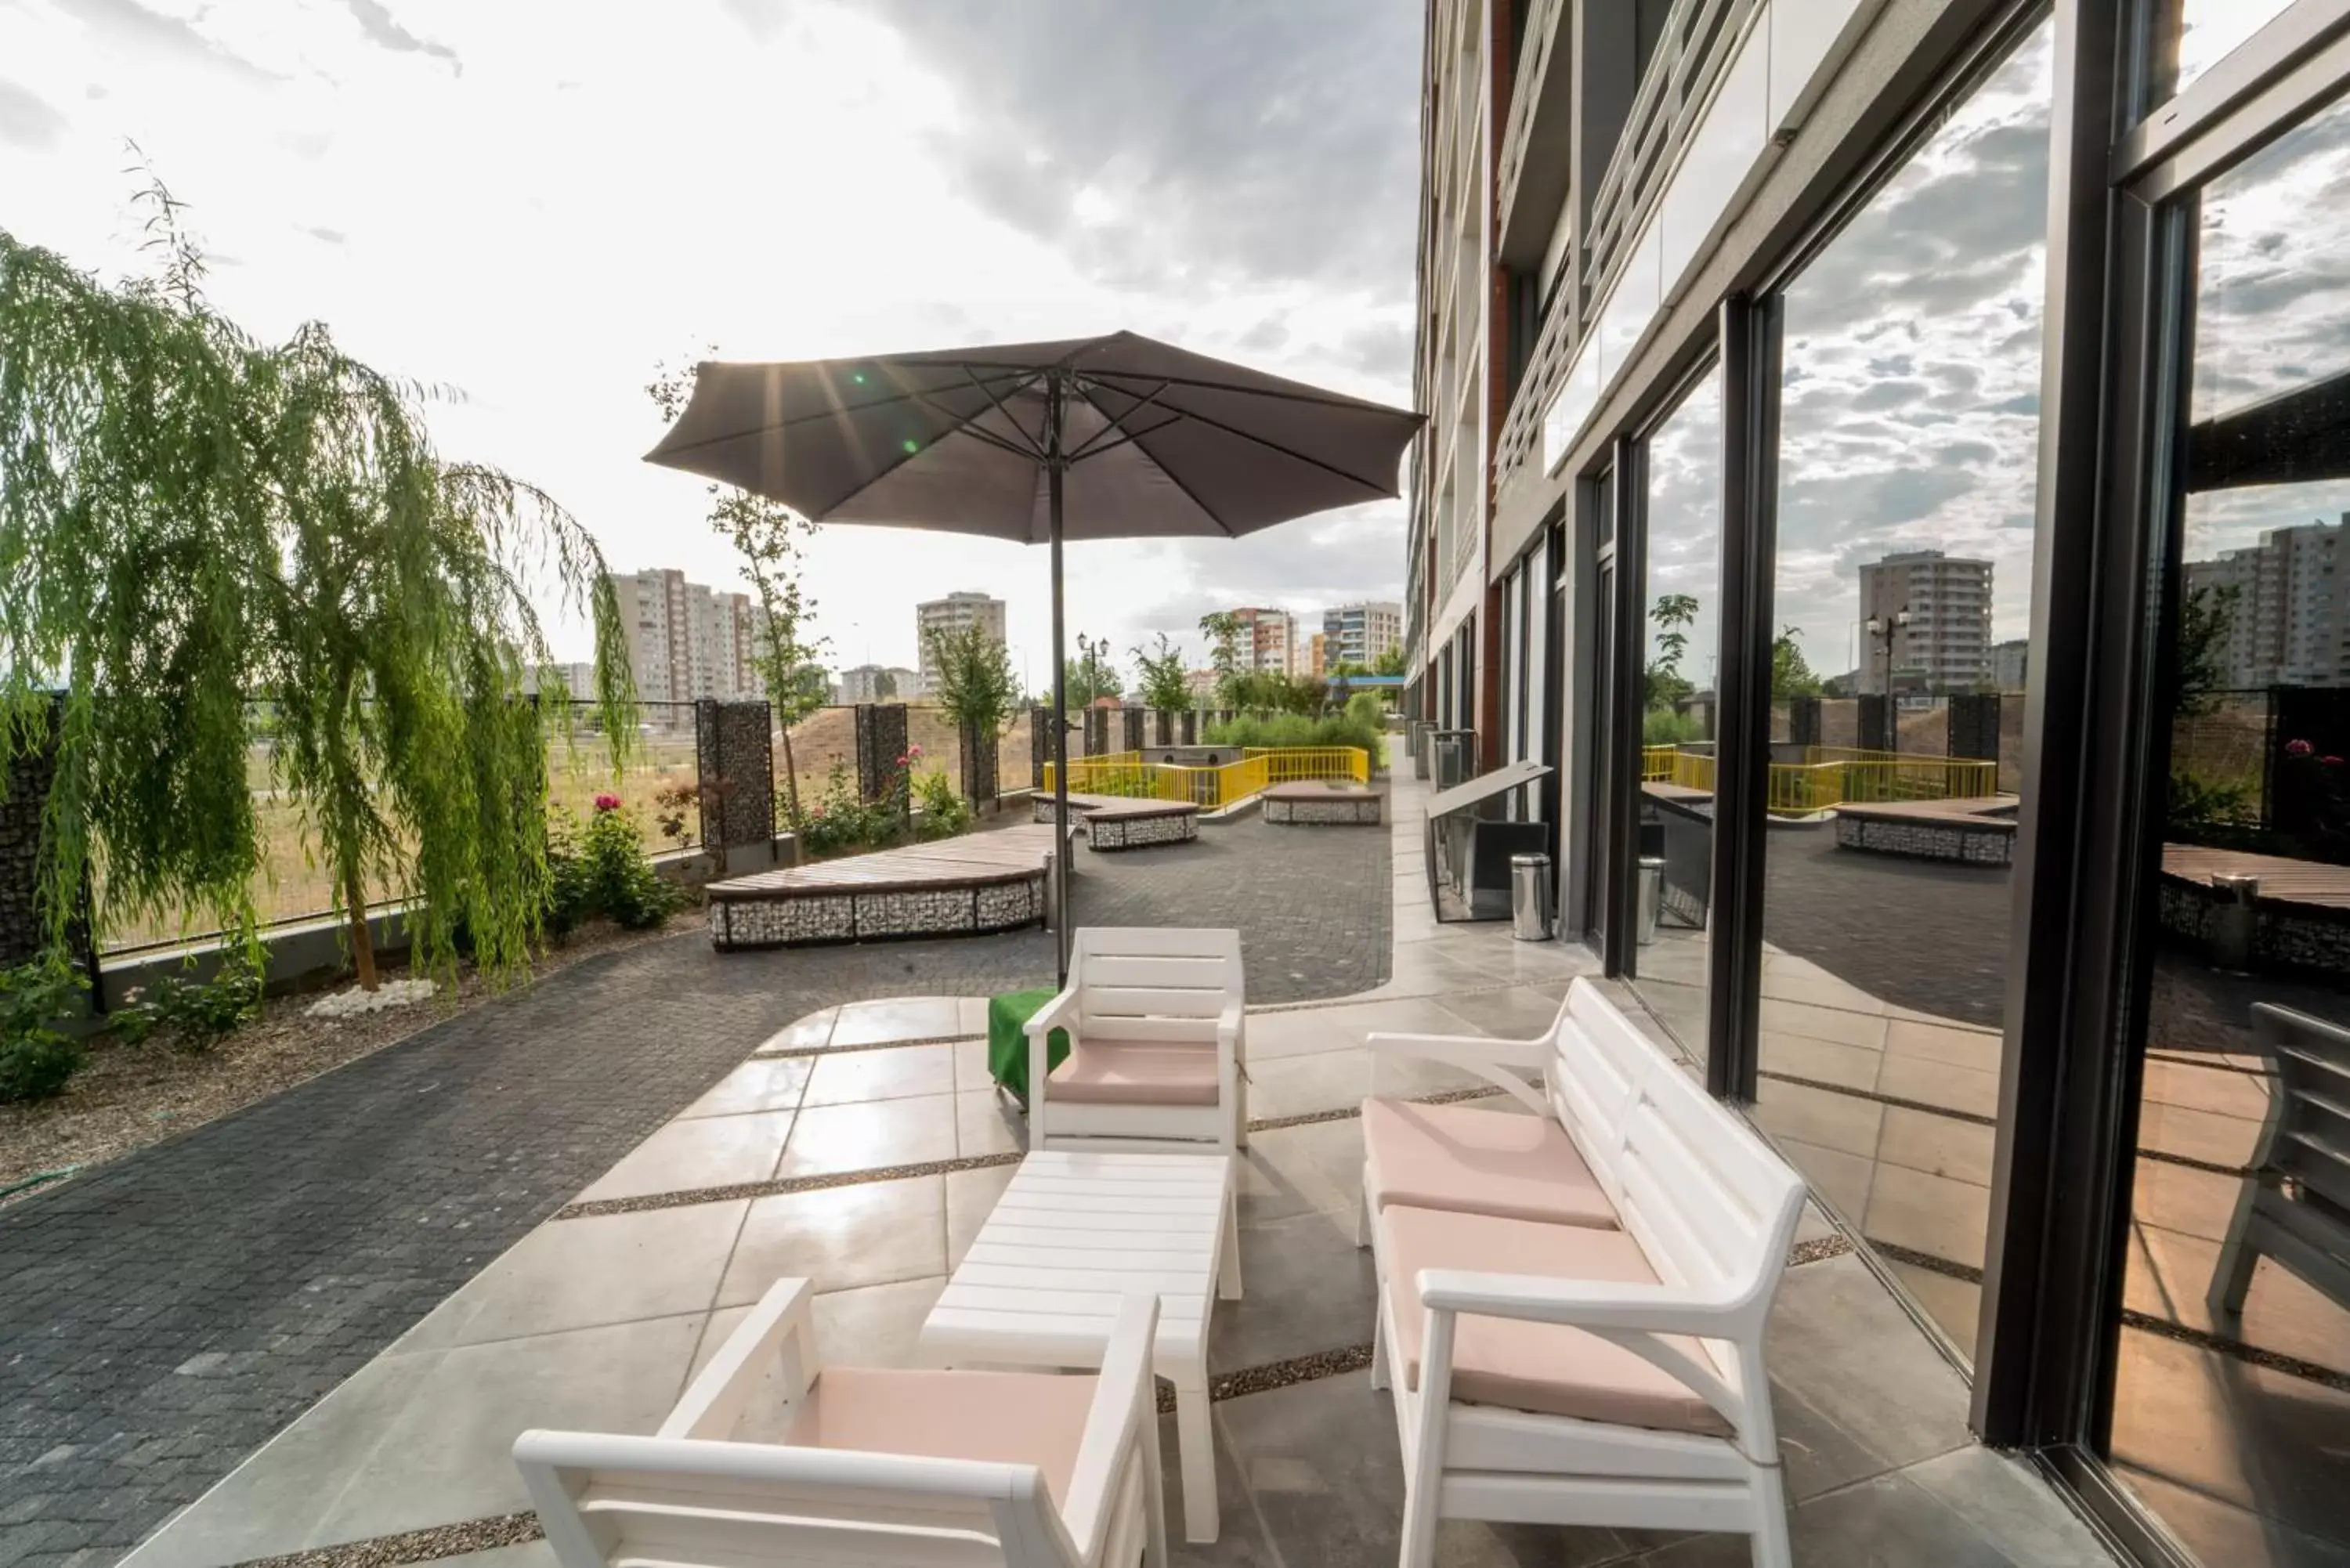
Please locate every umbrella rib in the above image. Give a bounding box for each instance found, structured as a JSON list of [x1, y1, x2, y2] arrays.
[[1072, 365, 1419, 416], [1065, 379, 1176, 462], [1064, 410, 1188, 467], [1116, 392, 1398, 497], [958, 365, 1050, 459]]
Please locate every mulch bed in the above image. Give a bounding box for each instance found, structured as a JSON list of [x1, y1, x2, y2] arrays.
[[0, 914, 696, 1201]]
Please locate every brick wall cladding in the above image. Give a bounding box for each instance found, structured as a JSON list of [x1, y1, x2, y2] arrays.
[[958, 719, 999, 804], [1083, 707, 1110, 759], [694, 699, 775, 849], [1123, 708, 1146, 752], [1029, 707, 1050, 788]]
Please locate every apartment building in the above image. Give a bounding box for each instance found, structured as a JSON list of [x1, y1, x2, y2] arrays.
[[2182, 517, 2350, 688], [1224, 606, 1296, 675], [1405, 3, 2348, 1561], [913, 591, 1008, 692], [1857, 550, 1993, 692], [1321, 601, 1404, 670], [607, 568, 769, 704]]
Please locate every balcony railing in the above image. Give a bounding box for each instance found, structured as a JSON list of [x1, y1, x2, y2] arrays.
[[1495, 0, 1568, 236], [1582, 0, 1765, 307]]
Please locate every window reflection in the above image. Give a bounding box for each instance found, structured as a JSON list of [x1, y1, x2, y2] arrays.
[[2112, 92, 2350, 1568], [1627, 371, 1723, 1055], [1748, 22, 2052, 1363], [2157, 0, 2298, 104]]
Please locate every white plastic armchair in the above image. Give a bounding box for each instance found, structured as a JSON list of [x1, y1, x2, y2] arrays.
[[515, 1277, 1167, 1568], [1025, 927, 1247, 1154]]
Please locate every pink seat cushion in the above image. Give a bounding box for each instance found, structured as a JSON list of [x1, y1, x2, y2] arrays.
[[1048, 1039, 1220, 1105], [786, 1367, 1097, 1505], [1383, 1204, 1734, 1437], [1362, 1097, 1618, 1229]]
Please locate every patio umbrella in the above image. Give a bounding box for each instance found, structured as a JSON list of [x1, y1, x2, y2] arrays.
[[644, 331, 1422, 981]]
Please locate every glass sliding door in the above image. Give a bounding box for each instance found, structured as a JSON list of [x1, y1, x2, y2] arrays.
[[1748, 18, 2053, 1360], [2105, 87, 2350, 1568], [1625, 367, 1725, 1055]]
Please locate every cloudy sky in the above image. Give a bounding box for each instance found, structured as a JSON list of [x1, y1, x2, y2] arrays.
[[0, 0, 1419, 685]]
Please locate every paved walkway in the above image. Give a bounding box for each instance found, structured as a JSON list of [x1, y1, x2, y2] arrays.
[[0, 816, 1388, 1568]]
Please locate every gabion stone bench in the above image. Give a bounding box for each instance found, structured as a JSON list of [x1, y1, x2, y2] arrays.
[[1030, 792, 1202, 851], [1264, 781, 1383, 826], [705, 824, 1054, 949]]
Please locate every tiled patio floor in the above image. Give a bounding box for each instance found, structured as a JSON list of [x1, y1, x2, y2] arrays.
[[117, 761, 2120, 1568]]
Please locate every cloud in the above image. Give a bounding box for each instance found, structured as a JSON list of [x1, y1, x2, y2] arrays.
[[70, 0, 280, 85], [339, 0, 462, 73], [305, 226, 347, 244], [0, 78, 69, 150], [856, 0, 1419, 296]]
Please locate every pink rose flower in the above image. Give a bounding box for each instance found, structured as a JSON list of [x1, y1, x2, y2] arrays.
[[593, 793, 621, 812], [2287, 739, 2314, 757]]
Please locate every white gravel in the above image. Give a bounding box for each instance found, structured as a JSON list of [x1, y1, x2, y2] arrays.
[[305, 978, 439, 1019]]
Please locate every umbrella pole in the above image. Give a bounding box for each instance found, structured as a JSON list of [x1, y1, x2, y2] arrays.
[[1048, 375, 1071, 987]]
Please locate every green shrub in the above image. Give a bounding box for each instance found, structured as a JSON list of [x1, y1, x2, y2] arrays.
[[583, 802, 678, 930], [913, 767, 971, 840], [542, 805, 596, 937], [118, 957, 262, 1050], [1643, 706, 1708, 746], [1202, 709, 1383, 761], [0, 959, 87, 1103]]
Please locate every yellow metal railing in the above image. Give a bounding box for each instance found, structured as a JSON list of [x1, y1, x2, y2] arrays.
[[1042, 746, 1372, 811], [1645, 744, 2000, 815]]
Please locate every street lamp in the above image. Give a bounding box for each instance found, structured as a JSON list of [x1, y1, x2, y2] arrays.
[[1864, 605, 1911, 696]]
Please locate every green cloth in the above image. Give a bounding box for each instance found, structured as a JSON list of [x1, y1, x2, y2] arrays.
[[989, 988, 1071, 1106]]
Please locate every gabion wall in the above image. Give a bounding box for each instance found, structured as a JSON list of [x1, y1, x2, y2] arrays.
[[855, 703, 911, 820], [694, 699, 776, 849]]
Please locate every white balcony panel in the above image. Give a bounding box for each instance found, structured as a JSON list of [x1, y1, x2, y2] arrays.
[[1659, 13, 1771, 294], [1595, 219, 1663, 392], [1533, 0, 1882, 479]]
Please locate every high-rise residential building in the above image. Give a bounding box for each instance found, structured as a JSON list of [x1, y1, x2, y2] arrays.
[[1223, 607, 1296, 675], [1322, 602, 1404, 670], [837, 663, 922, 704], [1992, 638, 2030, 692], [1856, 551, 1993, 693], [2182, 516, 2350, 688], [523, 661, 599, 703], [1402, 8, 2342, 1557], [1308, 632, 1329, 677], [607, 569, 769, 704], [913, 591, 1008, 692]]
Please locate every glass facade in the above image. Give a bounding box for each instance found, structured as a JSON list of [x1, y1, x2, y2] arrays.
[[1627, 370, 1723, 1053], [1749, 21, 2053, 1360], [2106, 91, 2350, 1568]]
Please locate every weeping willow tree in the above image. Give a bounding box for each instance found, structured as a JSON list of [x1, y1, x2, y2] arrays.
[[0, 182, 632, 989]]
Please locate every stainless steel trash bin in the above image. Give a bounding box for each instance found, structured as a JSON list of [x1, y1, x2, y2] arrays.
[[1510, 852, 1553, 941], [2210, 873, 2258, 972], [1637, 855, 1666, 945]]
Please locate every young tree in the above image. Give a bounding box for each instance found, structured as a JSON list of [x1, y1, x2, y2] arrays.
[[1198, 612, 1243, 703], [1372, 645, 1408, 677], [2173, 583, 2239, 718], [1132, 632, 1195, 712], [646, 356, 828, 819], [1770, 624, 1823, 701], [1647, 592, 1699, 710], [2, 183, 633, 989], [926, 622, 1018, 805], [874, 668, 898, 701]]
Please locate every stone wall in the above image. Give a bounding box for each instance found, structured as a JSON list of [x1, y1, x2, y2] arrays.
[[1834, 812, 2014, 865], [855, 704, 911, 821]]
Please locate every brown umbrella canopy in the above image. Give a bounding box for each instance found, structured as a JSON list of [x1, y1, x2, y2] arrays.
[[645, 330, 1421, 981], [642, 331, 1422, 540]]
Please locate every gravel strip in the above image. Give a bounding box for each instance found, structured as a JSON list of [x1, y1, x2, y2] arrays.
[[748, 1031, 982, 1060], [1789, 1234, 1856, 1266], [227, 1512, 540, 1568], [554, 1151, 1029, 1219]]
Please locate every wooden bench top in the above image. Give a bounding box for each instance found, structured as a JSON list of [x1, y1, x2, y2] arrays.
[[1262, 780, 1379, 800], [2162, 844, 2350, 910], [710, 822, 1058, 899], [1835, 796, 2019, 826], [1059, 793, 1199, 819]]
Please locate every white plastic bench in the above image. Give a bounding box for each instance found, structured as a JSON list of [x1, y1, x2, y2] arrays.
[[516, 1277, 1166, 1568], [1358, 978, 1806, 1568], [1025, 927, 1246, 1154]]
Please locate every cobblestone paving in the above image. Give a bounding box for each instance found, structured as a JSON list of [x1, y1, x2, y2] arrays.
[[0, 815, 1386, 1568], [1760, 829, 2011, 1028]]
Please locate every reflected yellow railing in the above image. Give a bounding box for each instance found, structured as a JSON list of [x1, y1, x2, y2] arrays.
[[1646, 744, 2000, 816], [1043, 746, 1372, 811]]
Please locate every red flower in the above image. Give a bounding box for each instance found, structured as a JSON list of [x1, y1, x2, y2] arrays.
[[593, 793, 621, 812], [2287, 739, 2315, 757], [2325, 757, 2344, 767]]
